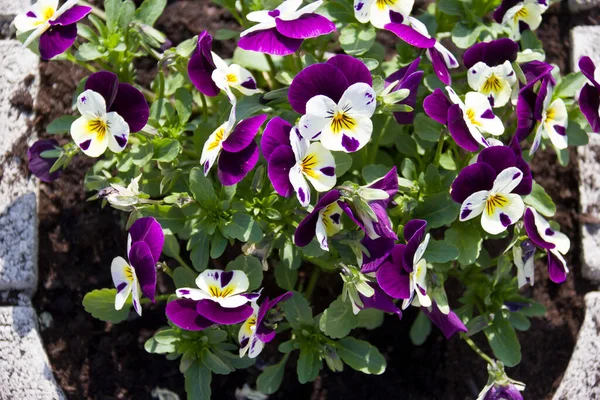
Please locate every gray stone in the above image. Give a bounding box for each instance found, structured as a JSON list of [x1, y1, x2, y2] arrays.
[[0, 0, 32, 17], [568, 0, 600, 13], [571, 26, 600, 72], [553, 292, 600, 400], [0, 306, 65, 400]]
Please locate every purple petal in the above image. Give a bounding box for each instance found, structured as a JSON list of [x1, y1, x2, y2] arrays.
[[27, 139, 62, 182], [274, 13, 335, 39], [423, 88, 451, 125], [361, 237, 395, 273], [447, 104, 480, 152], [484, 384, 524, 400], [128, 241, 156, 302], [376, 247, 411, 299], [384, 23, 436, 49], [129, 217, 165, 264], [523, 208, 555, 250], [166, 299, 214, 331], [509, 137, 533, 196], [288, 63, 348, 114], [547, 250, 568, 284], [338, 201, 367, 232], [579, 84, 600, 133], [493, 0, 521, 23], [450, 162, 496, 203], [295, 190, 341, 246], [49, 5, 91, 26], [238, 27, 303, 56], [261, 117, 292, 161], [222, 114, 267, 152], [403, 220, 427, 272], [39, 24, 77, 60], [520, 61, 555, 92], [515, 89, 536, 140], [477, 146, 517, 175], [326, 54, 373, 87], [110, 83, 149, 133], [255, 326, 276, 343], [463, 38, 519, 69], [422, 302, 468, 339], [534, 78, 550, 122], [368, 166, 398, 197], [196, 300, 253, 324], [218, 142, 259, 186], [429, 48, 451, 86], [579, 56, 600, 89], [394, 71, 423, 124], [85, 71, 119, 109], [369, 203, 398, 240], [267, 145, 295, 197], [188, 31, 219, 97], [359, 284, 402, 318]]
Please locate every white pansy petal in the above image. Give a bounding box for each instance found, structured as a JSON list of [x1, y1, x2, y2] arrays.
[[200, 123, 227, 174], [111, 256, 134, 310], [228, 64, 260, 96], [240, 21, 277, 37], [217, 294, 251, 308], [196, 269, 250, 299], [320, 115, 372, 152], [301, 142, 336, 192], [300, 95, 337, 140], [434, 42, 458, 69], [445, 86, 464, 107], [176, 288, 210, 301], [532, 209, 571, 254], [368, 1, 392, 29], [321, 203, 344, 237], [276, 0, 303, 16], [55, 0, 79, 15], [246, 10, 273, 23], [70, 116, 109, 157], [354, 0, 375, 23], [460, 190, 488, 221], [520, 3, 543, 31], [491, 166, 523, 194], [315, 212, 330, 251], [294, 0, 323, 16], [339, 83, 377, 118], [391, 0, 415, 17], [77, 90, 107, 118], [289, 164, 311, 207], [211, 51, 229, 72], [106, 112, 130, 153], [413, 233, 430, 266], [468, 62, 493, 92], [529, 122, 544, 156], [544, 99, 568, 150], [247, 336, 265, 358], [290, 126, 309, 161], [401, 276, 416, 310], [131, 282, 142, 316], [481, 193, 524, 235]]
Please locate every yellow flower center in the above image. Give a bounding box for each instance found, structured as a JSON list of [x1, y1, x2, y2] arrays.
[[88, 118, 108, 141], [545, 106, 556, 123], [330, 111, 356, 134], [38, 6, 55, 24], [208, 285, 234, 298], [482, 74, 502, 94], [514, 6, 528, 22], [300, 154, 318, 178], [485, 194, 508, 215], [226, 73, 238, 83], [465, 108, 481, 126], [207, 127, 225, 151], [124, 266, 134, 281], [376, 0, 397, 9]]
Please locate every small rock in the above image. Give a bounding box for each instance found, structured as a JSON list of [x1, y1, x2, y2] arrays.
[[568, 0, 600, 13]]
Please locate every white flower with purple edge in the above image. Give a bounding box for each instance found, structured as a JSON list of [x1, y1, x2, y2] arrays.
[[353, 0, 415, 29], [528, 83, 568, 155], [493, 0, 548, 41]]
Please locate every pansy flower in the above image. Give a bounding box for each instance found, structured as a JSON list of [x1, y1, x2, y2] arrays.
[[188, 31, 260, 102], [385, 16, 458, 85], [238, 292, 292, 358], [424, 87, 504, 151], [238, 0, 335, 56], [451, 145, 532, 235], [288, 54, 376, 153], [578, 56, 600, 133], [111, 217, 164, 316], [166, 270, 259, 331], [513, 239, 536, 287], [384, 57, 424, 124], [294, 190, 345, 251], [200, 107, 267, 186], [262, 118, 336, 207], [493, 0, 548, 40], [28, 139, 62, 182], [70, 71, 149, 157], [463, 39, 519, 108], [523, 207, 570, 283], [422, 302, 468, 339], [353, 0, 415, 29], [14, 0, 91, 60], [376, 220, 431, 309]]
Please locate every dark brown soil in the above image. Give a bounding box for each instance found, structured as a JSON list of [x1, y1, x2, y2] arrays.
[[30, 1, 596, 399]]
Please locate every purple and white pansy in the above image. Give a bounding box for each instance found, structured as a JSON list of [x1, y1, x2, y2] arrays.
[[166, 269, 260, 331], [353, 0, 415, 29], [238, 292, 292, 358], [523, 207, 570, 284], [463, 39, 519, 108], [238, 0, 335, 56], [385, 16, 458, 85], [578, 56, 600, 133], [28, 139, 62, 182], [200, 107, 267, 186], [294, 190, 345, 251], [385, 57, 424, 125], [424, 87, 504, 151], [493, 0, 548, 40], [288, 54, 376, 153], [111, 217, 164, 316], [70, 71, 149, 157], [14, 0, 91, 60]]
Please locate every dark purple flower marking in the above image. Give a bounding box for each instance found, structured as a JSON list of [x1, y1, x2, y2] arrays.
[[27, 139, 62, 182]]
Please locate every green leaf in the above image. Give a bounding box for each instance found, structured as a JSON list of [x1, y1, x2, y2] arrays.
[[567, 122, 589, 146], [233, 48, 271, 72], [118, 0, 136, 30], [438, 0, 463, 15], [131, 142, 154, 167], [337, 337, 386, 375], [190, 231, 210, 271], [144, 336, 176, 354], [283, 292, 313, 328], [47, 115, 76, 134], [257, 354, 289, 394], [401, 158, 417, 180], [189, 167, 218, 206], [214, 28, 239, 40], [523, 182, 556, 217], [508, 312, 531, 331], [451, 23, 483, 49], [136, 0, 167, 26], [356, 309, 384, 330], [414, 113, 442, 142], [225, 255, 263, 291], [274, 263, 298, 291], [555, 72, 586, 98], [334, 152, 353, 177], [175, 87, 193, 124], [297, 348, 321, 384], [423, 240, 459, 263], [520, 29, 543, 51], [280, 241, 301, 270], [162, 234, 180, 259], [444, 223, 482, 266], [104, 0, 121, 31], [138, 205, 186, 233], [202, 349, 233, 375], [152, 138, 181, 162], [77, 43, 105, 60], [223, 213, 263, 243], [319, 298, 358, 339], [414, 192, 460, 228], [173, 267, 197, 288], [362, 164, 390, 184], [184, 361, 212, 400], [484, 317, 522, 367], [209, 231, 228, 259], [439, 152, 457, 171], [82, 289, 130, 323], [409, 311, 432, 346], [339, 24, 376, 56]]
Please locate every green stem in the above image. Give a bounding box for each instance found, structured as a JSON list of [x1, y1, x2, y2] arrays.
[[79, 0, 106, 20], [265, 54, 279, 88], [369, 115, 391, 164], [433, 132, 445, 166], [141, 294, 171, 304], [461, 333, 495, 365], [200, 94, 209, 123], [304, 266, 321, 300]]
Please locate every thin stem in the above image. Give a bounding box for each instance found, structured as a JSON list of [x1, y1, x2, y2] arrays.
[[141, 294, 171, 304], [433, 132, 445, 166], [304, 266, 321, 300], [461, 333, 494, 365], [369, 115, 391, 164], [200, 94, 209, 123], [79, 0, 106, 20], [265, 54, 279, 89]]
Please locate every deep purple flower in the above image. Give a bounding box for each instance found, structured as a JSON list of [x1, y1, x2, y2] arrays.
[[238, 292, 293, 358], [27, 139, 62, 182], [200, 108, 267, 186], [357, 283, 403, 318], [361, 236, 395, 273], [167, 269, 259, 330], [14, 0, 92, 60], [385, 15, 458, 85], [385, 57, 424, 124], [422, 301, 468, 339], [578, 56, 600, 133], [523, 207, 570, 283], [238, 0, 335, 56], [128, 217, 165, 265], [483, 384, 524, 400], [294, 190, 346, 251], [493, 0, 548, 40]]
